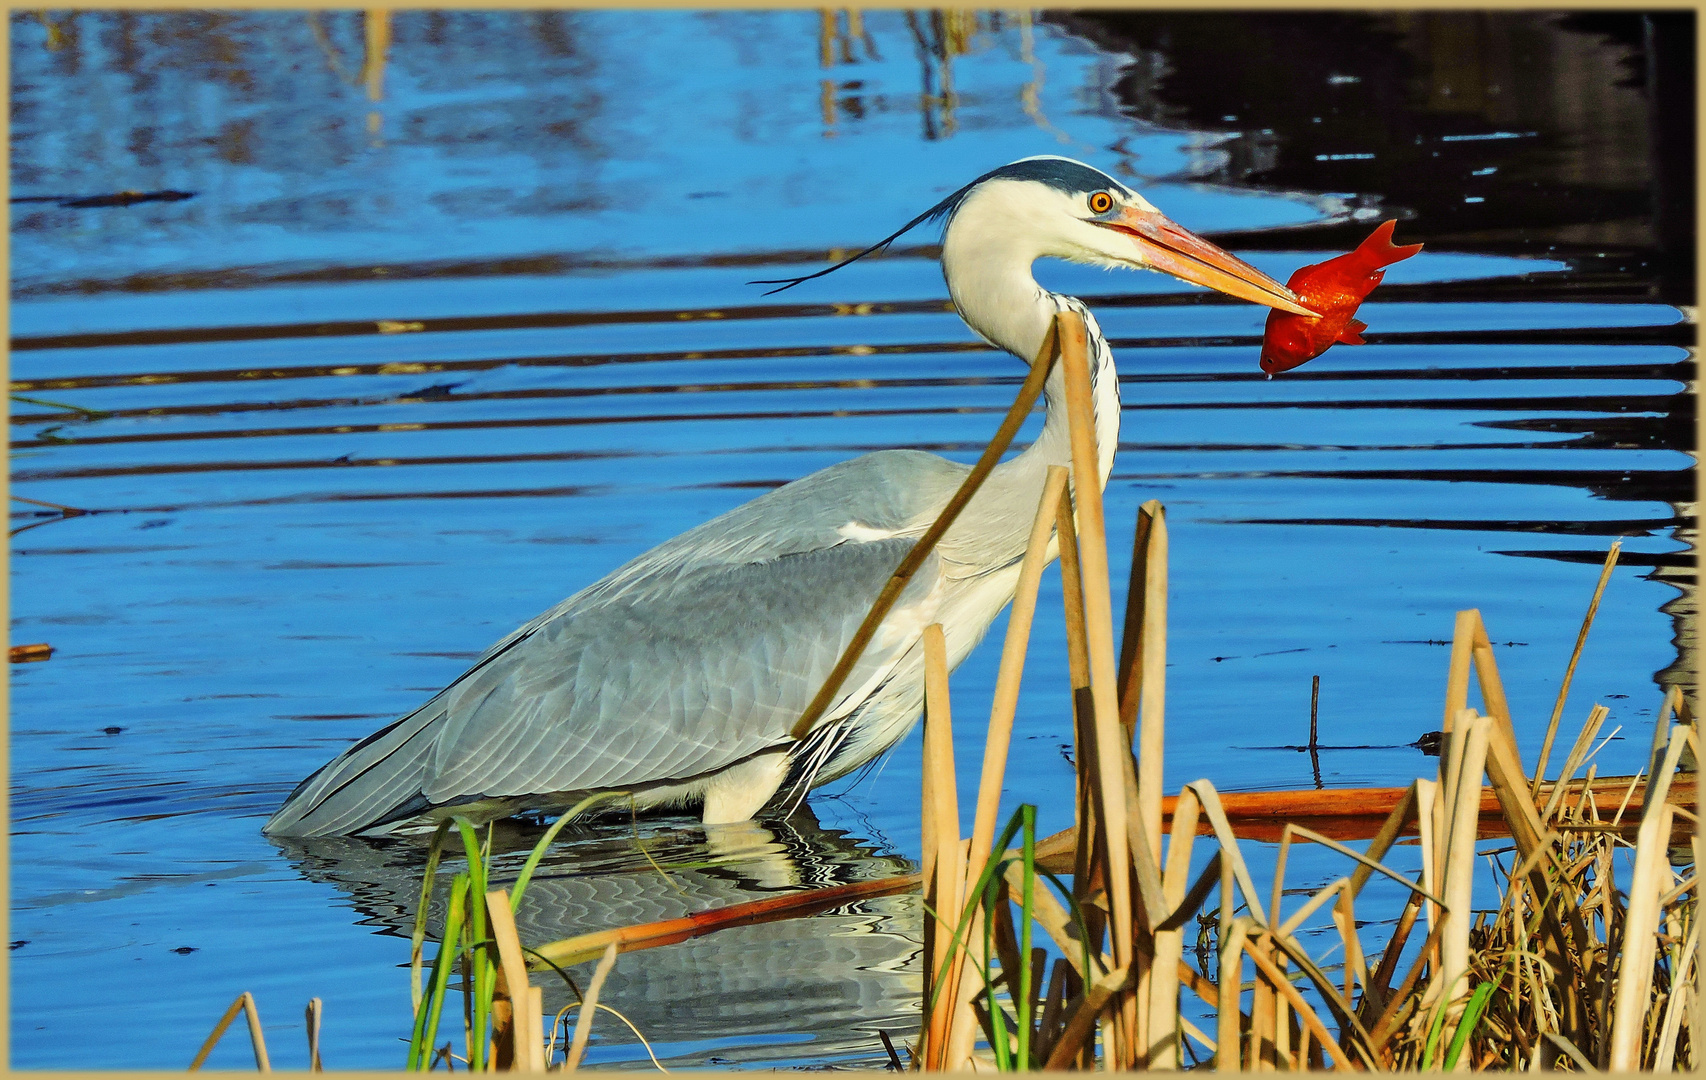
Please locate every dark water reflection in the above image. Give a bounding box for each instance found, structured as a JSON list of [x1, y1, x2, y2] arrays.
[[9, 9, 1694, 1070], [274, 809, 920, 1069]]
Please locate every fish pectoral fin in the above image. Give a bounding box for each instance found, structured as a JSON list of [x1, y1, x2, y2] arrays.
[[1336, 320, 1368, 346]]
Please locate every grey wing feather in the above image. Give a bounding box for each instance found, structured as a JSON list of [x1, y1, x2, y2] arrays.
[[423, 540, 939, 802], [265, 449, 966, 837]]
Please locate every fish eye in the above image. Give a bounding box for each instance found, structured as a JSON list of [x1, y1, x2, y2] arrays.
[[1087, 191, 1115, 215]]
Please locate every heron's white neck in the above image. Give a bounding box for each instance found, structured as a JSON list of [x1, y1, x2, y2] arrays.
[[941, 203, 1121, 502]]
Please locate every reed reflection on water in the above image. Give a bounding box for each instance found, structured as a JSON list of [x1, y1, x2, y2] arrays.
[[274, 808, 921, 1068], [8, 9, 1693, 1070]]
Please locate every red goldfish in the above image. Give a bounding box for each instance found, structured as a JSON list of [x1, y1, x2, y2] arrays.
[[1259, 219, 1422, 375]]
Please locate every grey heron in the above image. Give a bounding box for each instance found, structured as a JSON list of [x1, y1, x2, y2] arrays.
[[264, 156, 1311, 837]]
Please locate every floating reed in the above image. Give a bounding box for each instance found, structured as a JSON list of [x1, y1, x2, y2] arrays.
[[9, 642, 53, 663]]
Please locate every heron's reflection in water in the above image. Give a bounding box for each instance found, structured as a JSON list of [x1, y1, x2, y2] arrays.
[[272, 807, 922, 1068]]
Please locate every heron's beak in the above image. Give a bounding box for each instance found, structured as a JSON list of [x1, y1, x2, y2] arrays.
[[1096, 207, 1318, 317]]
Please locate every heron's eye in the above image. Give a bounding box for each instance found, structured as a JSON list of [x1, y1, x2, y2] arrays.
[[1087, 191, 1115, 215]]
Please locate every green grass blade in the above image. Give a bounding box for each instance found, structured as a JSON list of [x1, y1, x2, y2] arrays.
[[510, 790, 631, 913], [983, 872, 1011, 1072], [1038, 869, 1096, 979], [1017, 805, 1036, 1069], [1443, 981, 1497, 1070], [411, 821, 454, 1016], [1419, 993, 1451, 1071], [409, 873, 468, 1070], [924, 809, 1029, 1016], [10, 393, 111, 418], [451, 818, 492, 1072]]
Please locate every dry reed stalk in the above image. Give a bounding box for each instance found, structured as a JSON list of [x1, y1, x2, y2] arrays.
[[1348, 784, 1419, 899], [1608, 725, 1693, 1069], [919, 646, 943, 1054], [1435, 692, 1474, 884], [1038, 959, 1070, 1056], [1243, 934, 1357, 1071], [487, 887, 518, 1064], [362, 8, 389, 101], [1435, 712, 1492, 1058], [1055, 483, 1107, 1002], [1532, 542, 1621, 796], [1466, 612, 1523, 778], [564, 942, 618, 1072], [1414, 779, 1440, 932], [1144, 787, 1199, 1069], [1218, 916, 1249, 1071], [1365, 884, 1424, 1023], [1128, 501, 1170, 1068], [1118, 747, 1170, 935], [1541, 704, 1610, 822], [528, 988, 545, 1068], [1130, 500, 1168, 863], [1653, 903, 1699, 1069], [1179, 957, 1221, 1012], [1056, 306, 1138, 1067], [1115, 504, 1154, 735], [1331, 884, 1366, 1003], [1451, 611, 1547, 861], [190, 991, 271, 1072], [1643, 685, 1689, 819], [1003, 861, 1091, 980], [959, 465, 1071, 943], [920, 623, 962, 1068], [304, 997, 323, 1072], [1439, 610, 1475, 764], [1249, 939, 1277, 1070], [1367, 918, 1446, 1055], [1026, 945, 1049, 1044], [1117, 738, 1169, 1064], [1183, 782, 1268, 925], [920, 700, 940, 1063], [790, 323, 1060, 742], [1042, 964, 1132, 1069], [242, 992, 273, 1073], [941, 885, 989, 1070], [486, 889, 545, 1071]]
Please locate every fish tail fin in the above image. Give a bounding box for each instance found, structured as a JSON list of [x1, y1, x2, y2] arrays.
[[1358, 219, 1424, 269], [1337, 319, 1368, 346]]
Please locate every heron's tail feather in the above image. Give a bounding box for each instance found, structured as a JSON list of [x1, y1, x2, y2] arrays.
[[262, 702, 446, 837], [779, 718, 852, 815]]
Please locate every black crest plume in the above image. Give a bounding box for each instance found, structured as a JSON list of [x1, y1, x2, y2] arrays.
[[748, 157, 1132, 296]]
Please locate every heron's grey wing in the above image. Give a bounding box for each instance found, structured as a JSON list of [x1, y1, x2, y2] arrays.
[[421, 537, 941, 801], [263, 695, 451, 836], [484, 449, 969, 644], [266, 537, 943, 835], [265, 448, 970, 837]]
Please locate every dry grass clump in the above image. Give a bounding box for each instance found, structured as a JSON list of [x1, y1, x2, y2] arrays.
[[904, 311, 1697, 1071]]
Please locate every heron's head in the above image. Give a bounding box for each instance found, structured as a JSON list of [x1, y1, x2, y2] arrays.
[[940, 157, 1314, 317], [751, 156, 1316, 363]]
